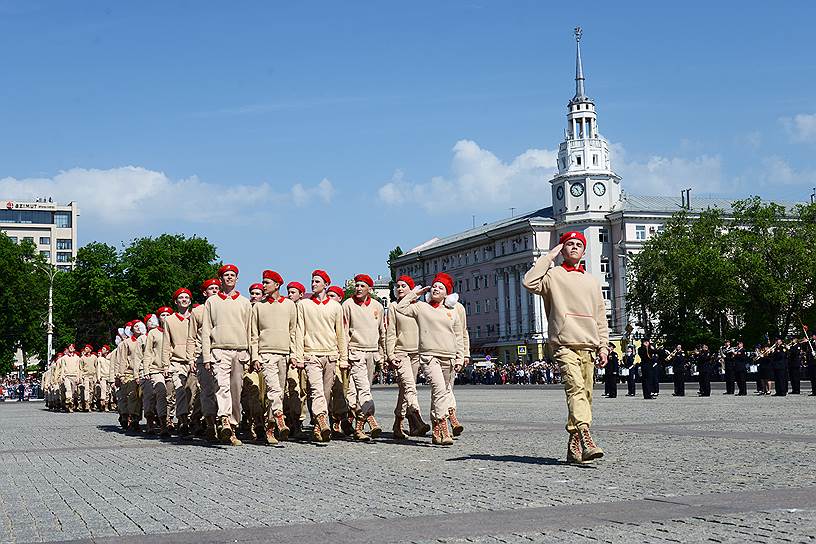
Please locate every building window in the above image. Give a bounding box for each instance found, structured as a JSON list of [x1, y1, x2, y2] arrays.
[[475, 301, 481, 314], [561, 157, 567, 169], [39, 236, 51, 245], [500, 241, 505, 255], [54, 211, 72, 228], [8, 236, 17, 243], [657, 225, 665, 234], [23, 236, 34, 244], [592, 154, 598, 166], [485, 298, 491, 313], [599, 229, 609, 243], [56, 239, 72, 250], [40, 250, 51, 260], [57, 265, 71, 272], [600, 257, 609, 274], [476, 326, 481, 338], [635, 225, 646, 240], [576, 155, 582, 166], [465, 279, 470, 291], [602, 286, 610, 300], [56, 252, 72, 263]]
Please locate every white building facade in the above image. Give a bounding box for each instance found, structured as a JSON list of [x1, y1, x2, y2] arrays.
[[0, 199, 79, 271], [389, 29, 768, 364]]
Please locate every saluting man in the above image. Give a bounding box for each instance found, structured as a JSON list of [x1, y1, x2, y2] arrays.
[[294, 269, 347, 442], [522, 231, 608, 464], [201, 264, 252, 446], [251, 270, 296, 444], [342, 274, 385, 440]]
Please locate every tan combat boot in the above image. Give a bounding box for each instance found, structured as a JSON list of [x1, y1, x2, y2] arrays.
[[274, 411, 289, 441], [366, 415, 382, 439], [432, 419, 443, 445], [408, 410, 431, 437], [439, 418, 454, 446], [100, 401, 107, 413], [578, 425, 604, 462], [353, 416, 371, 441], [448, 408, 464, 437], [316, 413, 332, 442], [392, 417, 408, 439], [219, 416, 242, 446], [567, 432, 588, 464], [265, 422, 278, 445]]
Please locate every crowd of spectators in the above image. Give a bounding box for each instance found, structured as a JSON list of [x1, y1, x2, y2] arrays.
[[0, 375, 41, 401]]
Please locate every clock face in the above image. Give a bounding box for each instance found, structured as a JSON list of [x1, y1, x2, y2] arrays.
[[556, 186, 564, 200], [570, 183, 584, 197], [593, 182, 606, 196]]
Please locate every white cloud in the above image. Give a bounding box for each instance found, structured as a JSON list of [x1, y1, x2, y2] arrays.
[[291, 177, 334, 207], [758, 156, 816, 187], [377, 140, 557, 213], [610, 143, 729, 196], [0, 166, 335, 227], [781, 113, 816, 142]]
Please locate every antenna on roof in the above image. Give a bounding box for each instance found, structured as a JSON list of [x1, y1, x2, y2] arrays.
[[510, 207, 516, 217], [811, 188, 815, 204], [472, 215, 476, 228]]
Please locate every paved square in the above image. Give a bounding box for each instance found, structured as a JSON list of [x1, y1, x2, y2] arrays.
[[1, 385, 815, 543]]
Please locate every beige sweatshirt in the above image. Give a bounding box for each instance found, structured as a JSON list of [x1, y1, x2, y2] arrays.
[[142, 327, 165, 374], [251, 296, 297, 361], [114, 344, 129, 376], [453, 301, 471, 358], [294, 296, 347, 364], [60, 354, 82, 377], [96, 353, 112, 381], [385, 299, 419, 358], [80, 355, 97, 378], [522, 253, 609, 353], [162, 312, 190, 372], [201, 292, 252, 363], [342, 297, 386, 355], [125, 336, 146, 377], [186, 304, 206, 364], [394, 291, 464, 363]]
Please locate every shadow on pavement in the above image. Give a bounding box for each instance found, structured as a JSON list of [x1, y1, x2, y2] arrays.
[[445, 453, 579, 466]]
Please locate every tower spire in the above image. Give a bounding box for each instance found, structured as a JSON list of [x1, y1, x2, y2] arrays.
[[574, 26, 585, 100]]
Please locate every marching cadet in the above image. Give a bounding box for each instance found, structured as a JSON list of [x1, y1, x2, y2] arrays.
[[522, 231, 608, 464], [394, 273, 463, 446], [162, 288, 193, 436], [250, 269, 296, 445], [143, 310, 172, 437], [341, 274, 384, 440], [285, 281, 310, 438], [59, 344, 82, 413], [327, 285, 353, 438], [248, 283, 265, 303], [433, 272, 468, 437], [733, 341, 749, 396], [125, 319, 147, 431], [187, 278, 221, 442], [327, 285, 344, 302], [387, 275, 430, 439], [95, 345, 113, 411], [294, 269, 347, 442], [201, 264, 252, 446], [79, 344, 97, 411], [114, 326, 131, 427]]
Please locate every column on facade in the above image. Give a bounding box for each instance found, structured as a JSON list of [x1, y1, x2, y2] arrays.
[[507, 267, 518, 339], [520, 273, 530, 336], [496, 268, 506, 339]]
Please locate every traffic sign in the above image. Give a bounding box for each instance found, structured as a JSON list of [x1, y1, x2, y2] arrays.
[[517, 346, 527, 355]]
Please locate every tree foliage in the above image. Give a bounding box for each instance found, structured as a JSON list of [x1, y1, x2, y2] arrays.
[[627, 197, 816, 347]]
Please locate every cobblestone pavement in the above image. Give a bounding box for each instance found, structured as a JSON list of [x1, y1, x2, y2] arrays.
[[1, 384, 814, 543]]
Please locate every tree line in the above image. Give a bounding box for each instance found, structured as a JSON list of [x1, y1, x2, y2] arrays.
[[627, 196, 816, 349], [0, 234, 220, 375]]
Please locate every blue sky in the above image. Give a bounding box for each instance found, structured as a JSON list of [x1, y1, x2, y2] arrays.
[[1, 1, 814, 291]]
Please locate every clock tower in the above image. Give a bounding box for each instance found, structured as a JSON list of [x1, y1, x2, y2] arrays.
[[550, 27, 621, 225]]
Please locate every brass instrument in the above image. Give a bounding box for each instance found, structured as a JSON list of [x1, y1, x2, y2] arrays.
[[665, 347, 681, 362]]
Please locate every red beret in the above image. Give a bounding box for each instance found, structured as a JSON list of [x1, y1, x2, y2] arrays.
[[131, 319, 143, 325], [173, 287, 192, 300], [287, 281, 305, 294], [102, 344, 110, 351], [311, 269, 330, 284], [354, 274, 374, 287], [156, 306, 173, 315], [201, 278, 220, 291], [83, 344, 93, 351], [559, 231, 587, 247], [249, 283, 264, 292], [262, 270, 283, 285], [397, 275, 415, 289], [327, 285, 345, 299], [432, 272, 454, 295], [143, 314, 155, 324], [218, 264, 239, 276]]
